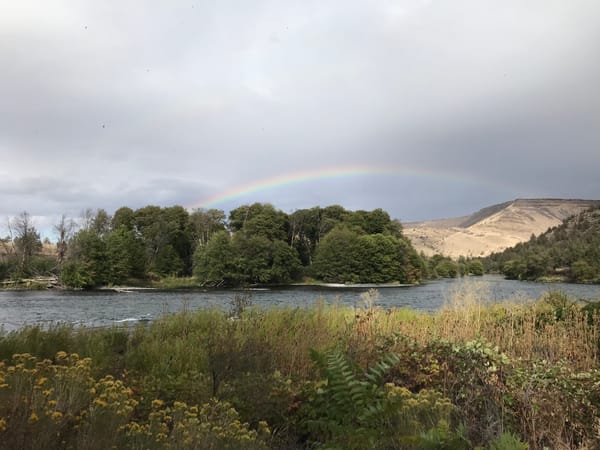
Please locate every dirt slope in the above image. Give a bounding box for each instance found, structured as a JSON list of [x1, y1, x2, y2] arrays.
[[403, 199, 600, 258]]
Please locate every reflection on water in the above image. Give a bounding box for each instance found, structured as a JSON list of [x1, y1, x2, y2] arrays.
[[1, 275, 599, 331]]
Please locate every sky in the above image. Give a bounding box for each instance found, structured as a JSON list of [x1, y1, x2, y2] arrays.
[[2, 0, 600, 238]]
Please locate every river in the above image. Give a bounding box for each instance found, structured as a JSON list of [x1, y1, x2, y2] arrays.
[[1, 275, 600, 331]]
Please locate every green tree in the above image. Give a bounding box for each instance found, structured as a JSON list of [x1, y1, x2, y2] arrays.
[[312, 225, 360, 283], [270, 239, 302, 283], [194, 231, 236, 286], [571, 259, 595, 282], [133, 205, 192, 276], [466, 259, 485, 276], [63, 228, 109, 287], [111, 207, 136, 231], [229, 203, 289, 241], [104, 226, 146, 284], [288, 207, 324, 266]]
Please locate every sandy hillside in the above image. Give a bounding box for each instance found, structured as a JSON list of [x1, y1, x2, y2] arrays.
[[403, 199, 600, 258]]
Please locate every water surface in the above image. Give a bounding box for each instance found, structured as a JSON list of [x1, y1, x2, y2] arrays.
[[1, 275, 599, 331]]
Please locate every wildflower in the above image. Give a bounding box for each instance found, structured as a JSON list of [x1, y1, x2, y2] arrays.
[[52, 411, 63, 421], [258, 420, 271, 435], [156, 432, 168, 442], [0, 418, 6, 432], [28, 412, 39, 423], [93, 399, 108, 408], [37, 377, 48, 386], [152, 399, 164, 409], [56, 351, 67, 360]]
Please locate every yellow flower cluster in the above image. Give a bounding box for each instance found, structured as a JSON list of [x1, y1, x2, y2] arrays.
[[123, 398, 269, 449], [0, 352, 270, 449], [90, 375, 138, 417], [0, 352, 96, 445], [383, 383, 454, 435]]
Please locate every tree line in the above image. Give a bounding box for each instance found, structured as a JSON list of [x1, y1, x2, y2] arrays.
[[2, 204, 433, 288]]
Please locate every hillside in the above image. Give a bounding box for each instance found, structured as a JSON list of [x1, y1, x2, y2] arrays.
[[487, 204, 600, 282], [403, 199, 600, 258]]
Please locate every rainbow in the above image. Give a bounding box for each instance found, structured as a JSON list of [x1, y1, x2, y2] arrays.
[[187, 164, 492, 210]]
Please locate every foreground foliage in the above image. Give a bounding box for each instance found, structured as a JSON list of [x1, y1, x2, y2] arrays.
[[1, 286, 600, 449]]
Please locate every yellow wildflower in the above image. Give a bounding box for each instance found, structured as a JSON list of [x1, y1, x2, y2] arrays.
[[0, 418, 7, 432], [28, 412, 39, 423], [156, 432, 167, 442], [93, 399, 108, 408]]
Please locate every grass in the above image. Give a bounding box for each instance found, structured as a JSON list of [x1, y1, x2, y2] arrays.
[[1, 287, 600, 449]]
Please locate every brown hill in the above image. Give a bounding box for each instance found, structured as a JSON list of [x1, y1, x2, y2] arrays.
[[403, 199, 600, 258]]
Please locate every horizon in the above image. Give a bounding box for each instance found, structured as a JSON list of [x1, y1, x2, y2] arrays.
[[6, 196, 600, 244]]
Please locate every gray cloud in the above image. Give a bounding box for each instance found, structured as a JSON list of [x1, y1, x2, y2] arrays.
[[1, 0, 599, 226]]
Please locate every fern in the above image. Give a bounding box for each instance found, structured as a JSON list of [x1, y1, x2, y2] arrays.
[[303, 349, 399, 448], [302, 350, 467, 449]]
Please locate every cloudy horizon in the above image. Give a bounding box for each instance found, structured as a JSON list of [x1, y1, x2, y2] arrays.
[[2, 0, 600, 238]]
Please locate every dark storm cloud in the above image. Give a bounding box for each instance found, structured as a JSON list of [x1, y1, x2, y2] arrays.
[[1, 0, 599, 224]]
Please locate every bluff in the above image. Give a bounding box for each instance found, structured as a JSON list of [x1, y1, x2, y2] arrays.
[[403, 199, 600, 258]]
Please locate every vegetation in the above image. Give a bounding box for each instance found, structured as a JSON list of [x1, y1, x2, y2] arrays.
[[485, 205, 600, 282], [2, 204, 425, 288], [424, 254, 485, 280], [1, 286, 600, 449]]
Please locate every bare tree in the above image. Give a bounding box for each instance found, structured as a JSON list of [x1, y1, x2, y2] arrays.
[[9, 211, 42, 276], [54, 214, 76, 269]]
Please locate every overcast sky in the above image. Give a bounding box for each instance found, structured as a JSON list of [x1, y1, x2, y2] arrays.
[[2, 0, 599, 237]]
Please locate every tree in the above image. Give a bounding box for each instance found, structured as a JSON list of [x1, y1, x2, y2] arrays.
[[54, 215, 76, 270], [194, 231, 236, 286], [270, 239, 302, 283], [111, 207, 136, 231], [133, 205, 192, 276], [189, 208, 226, 249], [63, 228, 109, 287], [229, 203, 289, 241], [10, 212, 42, 277], [104, 226, 146, 283], [288, 207, 323, 266], [311, 226, 361, 283], [466, 259, 485, 276]]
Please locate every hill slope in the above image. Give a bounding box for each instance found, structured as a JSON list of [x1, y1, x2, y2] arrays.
[[487, 204, 600, 282], [403, 199, 600, 258]]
